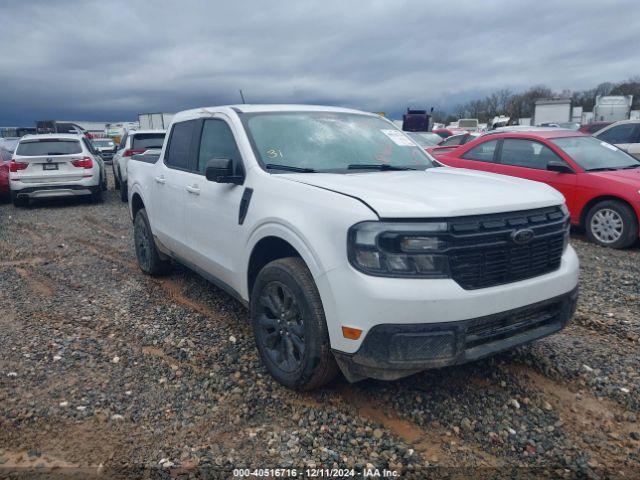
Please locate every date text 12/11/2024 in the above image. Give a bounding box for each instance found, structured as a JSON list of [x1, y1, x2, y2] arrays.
[[232, 468, 400, 477]]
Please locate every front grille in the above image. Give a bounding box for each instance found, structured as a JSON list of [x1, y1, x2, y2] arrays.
[[447, 206, 568, 290]]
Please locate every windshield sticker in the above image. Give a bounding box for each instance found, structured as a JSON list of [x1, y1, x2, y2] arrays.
[[381, 129, 416, 146], [600, 142, 618, 151]]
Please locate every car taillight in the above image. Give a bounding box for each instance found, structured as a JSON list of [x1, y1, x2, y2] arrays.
[[9, 161, 28, 172], [72, 157, 93, 169], [123, 149, 145, 157]]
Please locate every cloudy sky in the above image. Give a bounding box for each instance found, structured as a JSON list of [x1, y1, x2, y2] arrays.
[[1, 0, 638, 124]]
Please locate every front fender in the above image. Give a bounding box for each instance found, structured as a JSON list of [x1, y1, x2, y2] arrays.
[[242, 220, 324, 299]]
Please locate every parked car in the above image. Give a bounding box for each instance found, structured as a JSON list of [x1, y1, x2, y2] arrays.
[[438, 132, 481, 147], [112, 130, 165, 202], [431, 130, 640, 248], [91, 138, 117, 162], [0, 138, 19, 200], [127, 104, 578, 389], [579, 121, 612, 134], [405, 131, 443, 148], [593, 120, 640, 159], [9, 134, 107, 206]]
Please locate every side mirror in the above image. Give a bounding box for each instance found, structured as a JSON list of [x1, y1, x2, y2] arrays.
[[547, 160, 574, 174], [205, 158, 243, 184]]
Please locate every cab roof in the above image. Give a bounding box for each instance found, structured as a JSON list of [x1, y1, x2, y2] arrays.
[[172, 104, 376, 123]]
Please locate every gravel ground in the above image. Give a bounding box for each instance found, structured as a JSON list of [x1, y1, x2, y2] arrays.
[[0, 173, 638, 479]]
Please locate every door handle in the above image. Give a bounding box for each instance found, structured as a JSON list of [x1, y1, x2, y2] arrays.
[[186, 185, 200, 195], [154, 176, 166, 184]]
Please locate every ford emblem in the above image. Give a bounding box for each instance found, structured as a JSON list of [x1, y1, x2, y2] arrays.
[[511, 228, 535, 245]]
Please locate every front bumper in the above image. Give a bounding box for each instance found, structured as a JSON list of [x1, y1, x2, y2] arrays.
[[334, 287, 578, 382]]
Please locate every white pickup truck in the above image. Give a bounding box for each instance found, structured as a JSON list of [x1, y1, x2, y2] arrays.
[[127, 105, 579, 390]]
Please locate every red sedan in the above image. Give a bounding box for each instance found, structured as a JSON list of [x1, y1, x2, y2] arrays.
[[430, 130, 640, 248]]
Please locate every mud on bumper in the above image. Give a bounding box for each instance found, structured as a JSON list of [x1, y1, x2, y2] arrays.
[[334, 287, 578, 382]]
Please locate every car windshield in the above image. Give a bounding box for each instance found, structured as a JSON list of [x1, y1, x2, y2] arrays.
[[92, 140, 114, 147], [552, 136, 640, 171], [244, 112, 435, 172], [132, 133, 165, 150], [16, 139, 82, 156], [406, 132, 442, 148]]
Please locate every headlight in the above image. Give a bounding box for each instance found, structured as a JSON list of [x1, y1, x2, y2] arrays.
[[348, 221, 450, 277]]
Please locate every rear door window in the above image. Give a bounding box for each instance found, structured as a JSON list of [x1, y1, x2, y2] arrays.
[[132, 133, 165, 150], [16, 139, 82, 156], [461, 139, 498, 162], [165, 121, 196, 170]]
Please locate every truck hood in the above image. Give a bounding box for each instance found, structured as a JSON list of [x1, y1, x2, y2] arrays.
[[279, 168, 564, 218]]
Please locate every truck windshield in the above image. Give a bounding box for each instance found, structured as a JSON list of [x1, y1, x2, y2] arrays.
[[244, 112, 435, 173], [552, 136, 640, 171], [16, 139, 82, 156]]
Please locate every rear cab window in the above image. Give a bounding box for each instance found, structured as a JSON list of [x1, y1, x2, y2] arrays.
[[16, 139, 82, 156], [133, 133, 165, 150], [165, 121, 196, 170]]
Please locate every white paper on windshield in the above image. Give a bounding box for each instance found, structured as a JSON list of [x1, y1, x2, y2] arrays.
[[381, 129, 416, 146], [600, 142, 618, 151]]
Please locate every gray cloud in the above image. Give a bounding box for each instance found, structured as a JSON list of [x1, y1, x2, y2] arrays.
[[1, 0, 638, 124]]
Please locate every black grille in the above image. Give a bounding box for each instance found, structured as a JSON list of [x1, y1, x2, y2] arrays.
[[447, 206, 568, 290], [465, 301, 562, 349]]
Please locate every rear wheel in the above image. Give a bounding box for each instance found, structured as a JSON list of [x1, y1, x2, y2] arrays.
[[11, 191, 28, 207], [114, 167, 121, 190], [585, 200, 638, 249], [91, 187, 103, 203], [101, 173, 108, 191], [250, 257, 338, 390], [134, 208, 170, 275]]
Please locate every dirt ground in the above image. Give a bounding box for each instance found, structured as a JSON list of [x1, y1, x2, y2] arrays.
[[0, 173, 638, 479]]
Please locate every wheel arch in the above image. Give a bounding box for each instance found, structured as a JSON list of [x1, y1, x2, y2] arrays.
[[579, 195, 638, 227], [130, 190, 146, 223], [244, 224, 325, 301]]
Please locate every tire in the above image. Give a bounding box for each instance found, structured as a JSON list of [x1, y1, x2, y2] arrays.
[[11, 191, 28, 207], [114, 167, 121, 190], [120, 180, 128, 202], [101, 174, 108, 191], [91, 188, 103, 203], [133, 208, 171, 275], [585, 200, 638, 249], [250, 257, 339, 390]]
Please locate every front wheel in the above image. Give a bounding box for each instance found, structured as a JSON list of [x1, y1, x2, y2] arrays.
[[585, 200, 638, 249], [134, 208, 170, 275], [250, 257, 339, 390]]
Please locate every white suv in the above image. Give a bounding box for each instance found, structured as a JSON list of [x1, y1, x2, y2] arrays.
[[112, 129, 165, 201], [127, 105, 579, 390], [9, 134, 106, 206]]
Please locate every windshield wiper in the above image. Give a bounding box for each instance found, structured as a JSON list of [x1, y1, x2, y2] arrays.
[[265, 163, 315, 173], [347, 163, 417, 171], [619, 164, 640, 170], [586, 167, 619, 172]]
